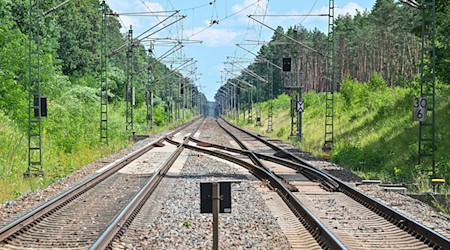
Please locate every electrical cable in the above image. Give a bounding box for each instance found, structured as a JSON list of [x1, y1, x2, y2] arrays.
[[299, 0, 318, 25], [187, 0, 262, 40]]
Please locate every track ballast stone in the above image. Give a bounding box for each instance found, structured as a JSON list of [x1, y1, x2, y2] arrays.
[[115, 151, 290, 249]]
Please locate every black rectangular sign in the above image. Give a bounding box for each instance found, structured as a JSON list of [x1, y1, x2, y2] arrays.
[[283, 57, 291, 72], [200, 182, 231, 213], [34, 95, 47, 118]]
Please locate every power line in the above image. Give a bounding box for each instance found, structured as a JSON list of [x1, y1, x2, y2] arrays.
[[187, 0, 262, 40]]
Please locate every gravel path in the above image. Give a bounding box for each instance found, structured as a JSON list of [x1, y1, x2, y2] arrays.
[[0, 129, 174, 227], [114, 150, 290, 249]]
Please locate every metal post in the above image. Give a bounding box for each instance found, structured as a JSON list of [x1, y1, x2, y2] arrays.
[[289, 93, 296, 139], [267, 62, 273, 132], [178, 79, 181, 121], [146, 48, 153, 129], [212, 182, 220, 250], [323, 0, 335, 151], [125, 26, 134, 131], [297, 87, 303, 141], [182, 80, 185, 120], [26, 0, 43, 177], [229, 87, 232, 117], [418, 0, 436, 176], [236, 86, 240, 123], [248, 91, 253, 124], [243, 94, 246, 121], [100, 0, 108, 143], [256, 80, 261, 126]]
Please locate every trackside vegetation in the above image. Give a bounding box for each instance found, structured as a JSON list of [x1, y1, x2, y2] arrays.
[[233, 74, 450, 191], [0, 0, 201, 202]]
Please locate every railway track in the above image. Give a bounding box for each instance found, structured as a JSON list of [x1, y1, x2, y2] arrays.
[[208, 117, 450, 249], [0, 119, 203, 249], [0, 117, 448, 249]]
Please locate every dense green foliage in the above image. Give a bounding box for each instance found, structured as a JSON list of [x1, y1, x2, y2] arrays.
[[219, 0, 450, 104], [233, 76, 450, 189], [0, 0, 203, 202]]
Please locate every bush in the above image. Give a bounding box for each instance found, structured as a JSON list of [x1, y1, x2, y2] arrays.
[[367, 72, 387, 91], [340, 76, 367, 107]]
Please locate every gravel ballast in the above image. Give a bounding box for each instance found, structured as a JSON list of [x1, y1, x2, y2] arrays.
[[357, 185, 450, 239], [115, 151, 290, 249]]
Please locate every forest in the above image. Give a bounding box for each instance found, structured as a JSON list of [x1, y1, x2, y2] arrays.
[[222, 0, 450, 186], [223, 0, 450, 102], [0, 0, 205, 201]]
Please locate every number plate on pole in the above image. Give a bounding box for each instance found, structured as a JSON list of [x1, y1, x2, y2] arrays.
[[413, 97, 427, 121]]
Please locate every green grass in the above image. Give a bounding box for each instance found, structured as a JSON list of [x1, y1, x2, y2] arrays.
[[231, 76, 450, 191]]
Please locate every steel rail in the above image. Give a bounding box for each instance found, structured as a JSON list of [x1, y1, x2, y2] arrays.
[[219, 118, 450, 249], [214, 119, 334, 190], [0, 118, 200, 242], [90, 119, 204, 250], [188, 136, 338, 191], [182, 143, 347, 250]]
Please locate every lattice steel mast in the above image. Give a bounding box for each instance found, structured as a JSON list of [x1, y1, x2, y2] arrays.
[[100, 0, 108, 143], [26, 0, 43, 177], [146, 47, 154, 129], [323, 0, 335, 151], [267, 62, 273, 132], [125, 26, 134, 131], [418, 0, 436, 176]]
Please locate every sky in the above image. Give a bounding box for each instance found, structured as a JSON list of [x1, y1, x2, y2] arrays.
[[106, 0, 376, 101]]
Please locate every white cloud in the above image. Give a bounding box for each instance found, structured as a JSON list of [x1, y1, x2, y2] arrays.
[[231, 0, 269, 16], [143, 1, 165, 12], [230, 0, 269, 25], [314, 2, 364, 18], [284, 2, 365, 32], [336, 2, 364, 16], [186, 27, 240, 47], [119, 15, 141, 32]]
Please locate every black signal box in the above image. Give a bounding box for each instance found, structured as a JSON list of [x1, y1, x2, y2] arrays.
[[200, 182, 231, 213], [283, 58, 291, 72], [34, 96, 47, 118]]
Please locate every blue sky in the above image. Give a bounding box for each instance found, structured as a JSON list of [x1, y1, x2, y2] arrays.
[[106, 0, 376, 101]]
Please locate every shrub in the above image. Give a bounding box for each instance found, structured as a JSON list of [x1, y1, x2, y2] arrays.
[[367, 72, 387, 91], [340, 76, 367, 107]]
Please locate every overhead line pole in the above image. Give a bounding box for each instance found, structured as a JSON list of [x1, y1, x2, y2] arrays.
[[235, 44, 278, 132], [146, 46, 154, 130], [125, 26, 134, 131], [100, 0, 108, 144], [323, 0, 335, 151], [26, 0, 71, 177]]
